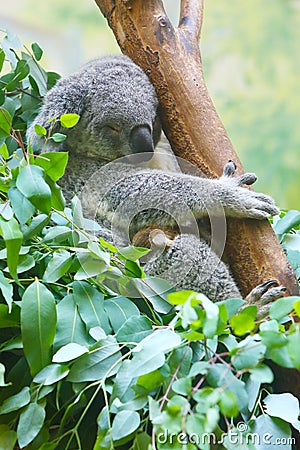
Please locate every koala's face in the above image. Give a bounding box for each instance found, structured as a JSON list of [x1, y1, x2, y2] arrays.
[[73, 56, 162, 163], [28, 55, 162, 163]]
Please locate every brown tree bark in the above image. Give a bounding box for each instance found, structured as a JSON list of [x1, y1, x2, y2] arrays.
[[94, 0, 298, 297]]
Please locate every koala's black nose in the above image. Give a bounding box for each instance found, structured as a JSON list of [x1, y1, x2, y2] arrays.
[[129, 125, 154, 158]]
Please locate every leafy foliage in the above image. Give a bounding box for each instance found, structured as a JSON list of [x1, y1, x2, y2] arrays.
[[0, 33, 300, 450]]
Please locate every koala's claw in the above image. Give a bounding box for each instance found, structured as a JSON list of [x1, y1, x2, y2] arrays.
[[237, 173, 257, 186], [244, 279, 287, 319], [222, 161, 257, 187], [223, 161, 237, 177], [220, 162, 280, 219], [246, 279, 279, 303]]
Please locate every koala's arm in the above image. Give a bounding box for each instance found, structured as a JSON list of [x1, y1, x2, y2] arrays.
[[98, 162, 279, 231]]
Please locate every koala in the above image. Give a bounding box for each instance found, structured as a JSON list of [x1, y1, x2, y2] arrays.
[[27, 55, 286, 312]]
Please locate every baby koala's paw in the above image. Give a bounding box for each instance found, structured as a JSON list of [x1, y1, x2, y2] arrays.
[[219, 161, 280, 219], [244, 279, 287, 319]]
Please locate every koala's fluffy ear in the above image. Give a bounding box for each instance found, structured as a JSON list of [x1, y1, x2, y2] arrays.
[[27, 75, 87, 152]]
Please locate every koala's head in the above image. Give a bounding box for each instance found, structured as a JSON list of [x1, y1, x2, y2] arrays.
[[28, 55, 161, 162]]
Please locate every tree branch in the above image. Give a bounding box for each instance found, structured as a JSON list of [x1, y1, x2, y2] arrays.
[[179, 0, 204, 41], [94, 0, 298, 298]]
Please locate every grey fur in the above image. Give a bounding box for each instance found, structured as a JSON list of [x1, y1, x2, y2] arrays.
[[27, 55, 280, 303]]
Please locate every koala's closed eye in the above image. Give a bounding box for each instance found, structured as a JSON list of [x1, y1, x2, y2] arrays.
[[101, 124, 121, 135]]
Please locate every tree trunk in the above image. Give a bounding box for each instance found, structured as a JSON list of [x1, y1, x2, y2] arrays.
[[93, 0, 298, 297]]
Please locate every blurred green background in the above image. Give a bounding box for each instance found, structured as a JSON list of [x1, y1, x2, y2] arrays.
[[2, 0, 300, 208]]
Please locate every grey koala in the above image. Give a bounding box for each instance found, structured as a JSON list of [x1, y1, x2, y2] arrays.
[[27, 55, 286, 311]]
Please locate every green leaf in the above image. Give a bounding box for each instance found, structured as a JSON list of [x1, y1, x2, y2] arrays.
[[274, 210, 300, 239], [200, 294, 219, 338], [73, 281, 111, 333], [286, 327, 300, 369], [34, 124, 47, 136], [8, 187, 36, 224], [31, 42, 43, 61], [269, 296, 299, 320], [22, 52, 47, 96], [35, 152, 68, 181], [251, 415, 291, 449], [118, 246, 150, 261], [51, 132, 66, 143], [219, 390, 239, 418], [294, 300, 300, 317], [231, 335, 266, 370], [0, 48, 5, 72], [250, 364, 274, 383], [21, 280, 57, 376], [0, 216, 23, 280], [0, 143, 9, 159], [188, 361, 210, 377], [67, 336, 121, 382], [116, 316, 152, 344], [75, 251, 108, 280], [104, 297, 140, 332], [22, 214, 49, 241], [17, 403, 45, 448], [230, 305, 257, 336], [172, 377, 192, 396], [218, 298, 245, 318], [0, 270, 13, 312], [33, 364, 69, 385], [16, 165, 51, 214], [133, 277, 173, 314], [0, 386, 30, 414], [0, 424, 17, 450], [112, 410, 140, 442], [133, 432, 151, 450], [136, 369, 165, 391], [43, 249, 72, 283], [0, 304, 20, 328], [17, 255, 35, 274], [43, 225, 71, 243], [52, 343, 88, 363], [48, 179, 65, 210], [54, 294, 89, 350], [0, 109, 12, 140], [263, 393, 299, 424], [60, 113, 80, 129], [127, 329, 181, 377], [207, 364, 248, 411]]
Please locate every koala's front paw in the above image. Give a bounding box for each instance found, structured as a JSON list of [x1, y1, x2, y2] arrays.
[[244, 279, 287, 319], [220, 161, 280, 219]]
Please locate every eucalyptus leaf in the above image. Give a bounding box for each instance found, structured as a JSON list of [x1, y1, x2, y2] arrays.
[[112, 410, 140, 442], [0, 386, 30, 414], [43, 249, 72, 283], [73, 281, 111, 333], [17, 403, 46, 448], [0, 216, 23, 279], [8, 187, 36, 224], [16, 165, 51, 213], [33, 364, 69, 385], [21, 280, 57, 376], [35, 152, 68, 181], [0, 270, 13, 312], [67, 336, 121, 382]]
